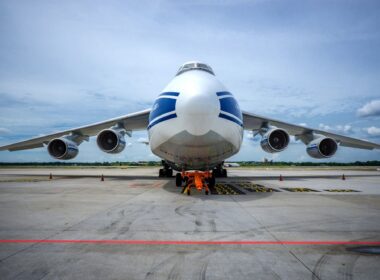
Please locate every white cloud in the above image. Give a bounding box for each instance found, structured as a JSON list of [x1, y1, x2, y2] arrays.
[[319, 123, 352, 134], [246, 131, 254, 140], [137, 137, 149, 145], [319, 124, 332, 131], [336, 125, 353, 134], [357, 100, 380, 117], [365, 126, 380, 137], [289, 136, 301, 144], [0, 128, 11, 135]]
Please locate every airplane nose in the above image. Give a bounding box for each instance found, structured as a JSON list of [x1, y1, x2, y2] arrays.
[[176, 90, 219, 136]]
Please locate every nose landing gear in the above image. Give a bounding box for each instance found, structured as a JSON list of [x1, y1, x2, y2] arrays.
[[177, 171, 215, 195]]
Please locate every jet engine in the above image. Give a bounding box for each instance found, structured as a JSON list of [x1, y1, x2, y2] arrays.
[[47, 138, 79, 160], [306, 137, 338, 158], [260, 128, 290, 153], [97, 129, 126, 153]]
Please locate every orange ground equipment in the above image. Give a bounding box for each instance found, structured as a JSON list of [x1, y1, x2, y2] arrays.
[[180, 170, 213, 195]]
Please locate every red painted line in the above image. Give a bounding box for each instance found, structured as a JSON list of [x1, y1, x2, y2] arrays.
[[0, 240, 379, 245]]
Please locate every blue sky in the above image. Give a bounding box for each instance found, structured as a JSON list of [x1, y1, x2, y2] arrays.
[[0, 0, 379, 162]]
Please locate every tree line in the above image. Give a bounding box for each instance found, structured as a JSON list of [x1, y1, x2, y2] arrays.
[[0, 161, 379, 167]]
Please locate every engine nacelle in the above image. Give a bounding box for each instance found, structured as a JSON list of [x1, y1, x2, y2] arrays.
[[260, 128, 290, 153], [306, 137, 338, 158], [47, 138, 79, 160], [97, 129, 126, 154]]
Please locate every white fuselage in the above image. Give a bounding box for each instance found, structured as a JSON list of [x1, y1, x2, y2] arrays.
[[148, 69, 243, 170]]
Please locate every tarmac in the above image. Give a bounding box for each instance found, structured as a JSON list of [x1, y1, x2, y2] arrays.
[[0, 167, 379, 280]]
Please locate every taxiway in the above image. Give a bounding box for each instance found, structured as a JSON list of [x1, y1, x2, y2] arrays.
[[0, 167, 379, 279]]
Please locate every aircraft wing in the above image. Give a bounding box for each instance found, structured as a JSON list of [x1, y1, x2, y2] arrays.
[[0, 109, 151, 151], [242, 111, 380, 150]]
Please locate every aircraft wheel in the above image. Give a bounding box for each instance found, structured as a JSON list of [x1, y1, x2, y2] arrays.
[[222, 169, 227, 177], [166, 169, 173, 177], [187, 189, 191, 196], [209, 176, 215, 188], [175, 173, 182, 187], [159, 169, 165, 177], [205, 190, 209, 195]]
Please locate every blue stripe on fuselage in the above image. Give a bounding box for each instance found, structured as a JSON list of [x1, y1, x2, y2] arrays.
[[148, 113, 177, 129], [159, 92, 180, 97], [219, 113, 243, 127], [148, 92, 180, 129], [219, 96, 242, 121], [216, 91, 233, 97], [149, 98, 177, 122]]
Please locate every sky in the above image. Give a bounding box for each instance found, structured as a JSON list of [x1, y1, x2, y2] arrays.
[[0, 0, 379, 162]]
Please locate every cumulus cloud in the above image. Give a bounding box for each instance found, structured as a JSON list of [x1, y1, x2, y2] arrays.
[[318, 124, 352, 134], [319, 124, 332, 131], [357, 100, 380, 117], [336, 125, 353, 134], [365, 126, 380, 137]]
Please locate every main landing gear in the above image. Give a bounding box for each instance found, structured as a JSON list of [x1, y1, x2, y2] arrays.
[[159, 161, 173, 177], [212, 164, 227, 178], [176, 171, 216, 196]]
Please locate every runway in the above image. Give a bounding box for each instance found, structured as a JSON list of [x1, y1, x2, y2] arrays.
[[0, 167, 379, 279]]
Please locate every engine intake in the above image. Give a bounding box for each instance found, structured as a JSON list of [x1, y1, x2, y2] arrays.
[[97, 129, 126, 154], [260, 128, 290, 153], [47, 138, 79, 160], [306, 137, 338, 158]]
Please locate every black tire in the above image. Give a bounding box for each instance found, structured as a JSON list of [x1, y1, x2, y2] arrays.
[[175, 173, 182, 187], [213, 169, 223, 178], [166, 169, 173, 177], [159, 169, 165, 177], [187, 189, 191, 196], [208, 176, 215, 188], [205, 190, 209, 195], [222, 169, 227, 177]]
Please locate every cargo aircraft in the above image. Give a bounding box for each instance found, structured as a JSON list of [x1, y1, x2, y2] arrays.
[[1, 62, 379, 194]]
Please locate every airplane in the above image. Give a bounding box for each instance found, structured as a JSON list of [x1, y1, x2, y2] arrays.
[[224, 162, 240, 167], [1, 61, 379, 194]]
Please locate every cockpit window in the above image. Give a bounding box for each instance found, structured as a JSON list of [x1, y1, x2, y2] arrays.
[[176, 62, 215, 76]]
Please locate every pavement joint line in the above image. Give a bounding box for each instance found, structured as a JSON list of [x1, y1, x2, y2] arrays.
[[0, 186, 156, 264], [229, 195, 327, 277], [289, 250, 321, 280], [229, 195, 281, 242]]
